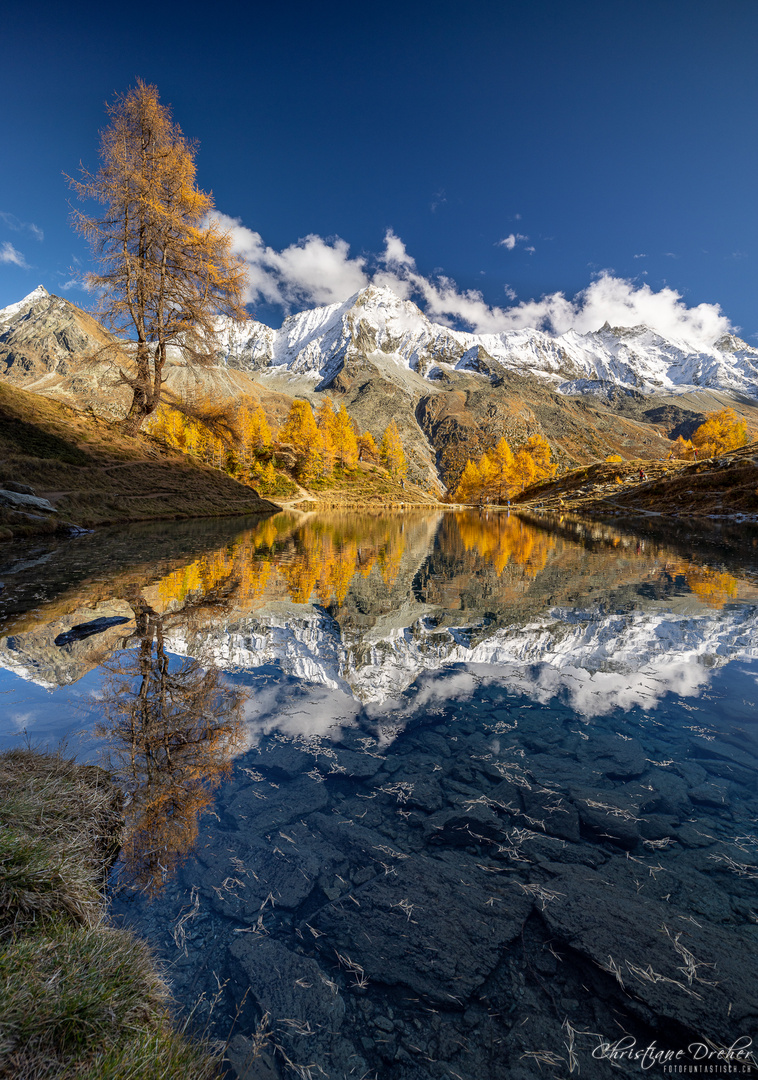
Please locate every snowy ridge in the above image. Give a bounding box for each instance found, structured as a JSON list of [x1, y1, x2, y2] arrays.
[[214, 284, 758, 397], [4, 283, 758, 398], [163, 602, 758, 709], [0, 285, 50, 330]]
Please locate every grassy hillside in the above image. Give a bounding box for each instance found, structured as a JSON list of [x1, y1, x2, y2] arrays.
[[0, 382, 279, 540], [285, 461, 440, 509], [512, 443, 758, 518]]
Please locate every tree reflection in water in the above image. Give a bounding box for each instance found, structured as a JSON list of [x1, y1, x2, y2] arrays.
[[97, 595, 245, 897]]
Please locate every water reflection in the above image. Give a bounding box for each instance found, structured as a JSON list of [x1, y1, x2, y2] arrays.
[[1, 511, 757, 711], [3, 511, 758, 1075], [96, 595, 245, 896]]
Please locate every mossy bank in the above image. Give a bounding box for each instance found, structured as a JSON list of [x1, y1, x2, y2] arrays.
[[0, 749, 221, 1079]]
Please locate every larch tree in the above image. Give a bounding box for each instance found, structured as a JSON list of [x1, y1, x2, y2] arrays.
[[358, 431, 378, 463], [380, 421, 408, 480], [691, 408, 748, 458], [333, 403, 359, 469], [454, 460, 481, 504], [490, 437, 515, 503], [280, 399, 322, 479], [69, 80, 248, 434], [316, 398, 337, 475]]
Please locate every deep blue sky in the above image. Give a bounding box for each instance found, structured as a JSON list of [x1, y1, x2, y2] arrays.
[[2, 0, 757, 344]]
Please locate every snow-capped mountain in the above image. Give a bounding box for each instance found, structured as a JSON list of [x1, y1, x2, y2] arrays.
[[217, 284, 758, 398], [3, 283, 758, 482], [7, 596, 755, 712], [4, 282, 758, 398]]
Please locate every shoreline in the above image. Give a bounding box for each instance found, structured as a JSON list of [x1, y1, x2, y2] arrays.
[[0, 748, 222, 1078]]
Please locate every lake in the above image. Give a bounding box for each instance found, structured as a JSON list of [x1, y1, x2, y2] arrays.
[[2, 509, 758, 1079]]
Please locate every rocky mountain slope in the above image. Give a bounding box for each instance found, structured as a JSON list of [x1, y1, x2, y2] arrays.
[[3, 286, 758, 489], [0, 286, 288, 423], [219, 283, 758, 398]]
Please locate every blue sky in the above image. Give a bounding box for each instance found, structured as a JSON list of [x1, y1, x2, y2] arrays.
[[2, 0, 757, 345]]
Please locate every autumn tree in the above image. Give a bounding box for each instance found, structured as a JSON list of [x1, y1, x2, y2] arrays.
[[98, 597, 245, 894], [454, 460, 482, 504], [315, 398, 337, 475], [70, 81, 247, 434], [453, 433, 555, 503], [358, 431, 378, 463], [280, 399, 322, 479], [671, 434, 694, 459], [489, 438, 515, 503], [513, 446, 538, 491], [690, 408, 748, 458], [333, 403, 359, 469], [238, 401, 272, 456], [523, 433, 554, 477], [380, 421, 408, 480]]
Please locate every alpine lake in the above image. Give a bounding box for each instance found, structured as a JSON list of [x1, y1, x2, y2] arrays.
[[2, 508, 758, 1080]]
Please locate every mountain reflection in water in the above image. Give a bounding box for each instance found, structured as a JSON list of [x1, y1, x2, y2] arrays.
[[1, 510, 758, 1078]]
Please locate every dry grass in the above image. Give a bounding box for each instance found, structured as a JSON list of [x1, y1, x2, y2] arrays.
[[0, 381, 279, 540], [0, 750, 123, 937], [0, 749, 222, 1079], [514, 443, 758, 518], [305, 462, 439, 508]]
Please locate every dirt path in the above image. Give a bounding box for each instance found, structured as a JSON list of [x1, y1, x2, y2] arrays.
[[275, 482, 318, 511]]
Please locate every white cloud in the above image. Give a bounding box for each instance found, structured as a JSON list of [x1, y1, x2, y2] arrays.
[[0, 212, 43, 241], [430, 189, 447, 213], [213, 213, 369, 310], [498, 232, 529, 250], [214, 214, 733, 347], [0, 242, 29, 268]]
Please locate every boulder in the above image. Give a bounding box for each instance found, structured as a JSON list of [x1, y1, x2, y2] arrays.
[[0, 489, 57, 514]]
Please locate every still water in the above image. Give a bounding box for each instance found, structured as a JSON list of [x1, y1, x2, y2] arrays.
[[2, 510, 758, 1079]]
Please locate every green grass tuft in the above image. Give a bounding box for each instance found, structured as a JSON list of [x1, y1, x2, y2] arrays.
[[0, 749, 222, 1079]]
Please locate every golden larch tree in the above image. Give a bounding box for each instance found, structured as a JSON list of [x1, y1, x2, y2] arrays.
[[316, 398, 337, 475], [70, 81, 248, 434], [358, 431, 378, 463], [489, 438, 515, 503], [691, 408, 748, 458], [380, 420, 408, 479], [454, 459, 482, 504], [280, 399, 322, 479], [333, 403, 359, 469]]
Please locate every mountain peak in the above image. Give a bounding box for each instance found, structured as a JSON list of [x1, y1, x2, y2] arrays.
[[595, 320, 651, 339], [23, 285, 49, 304], [0, 284, 51, 327], [353, 283, 411, 310]]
